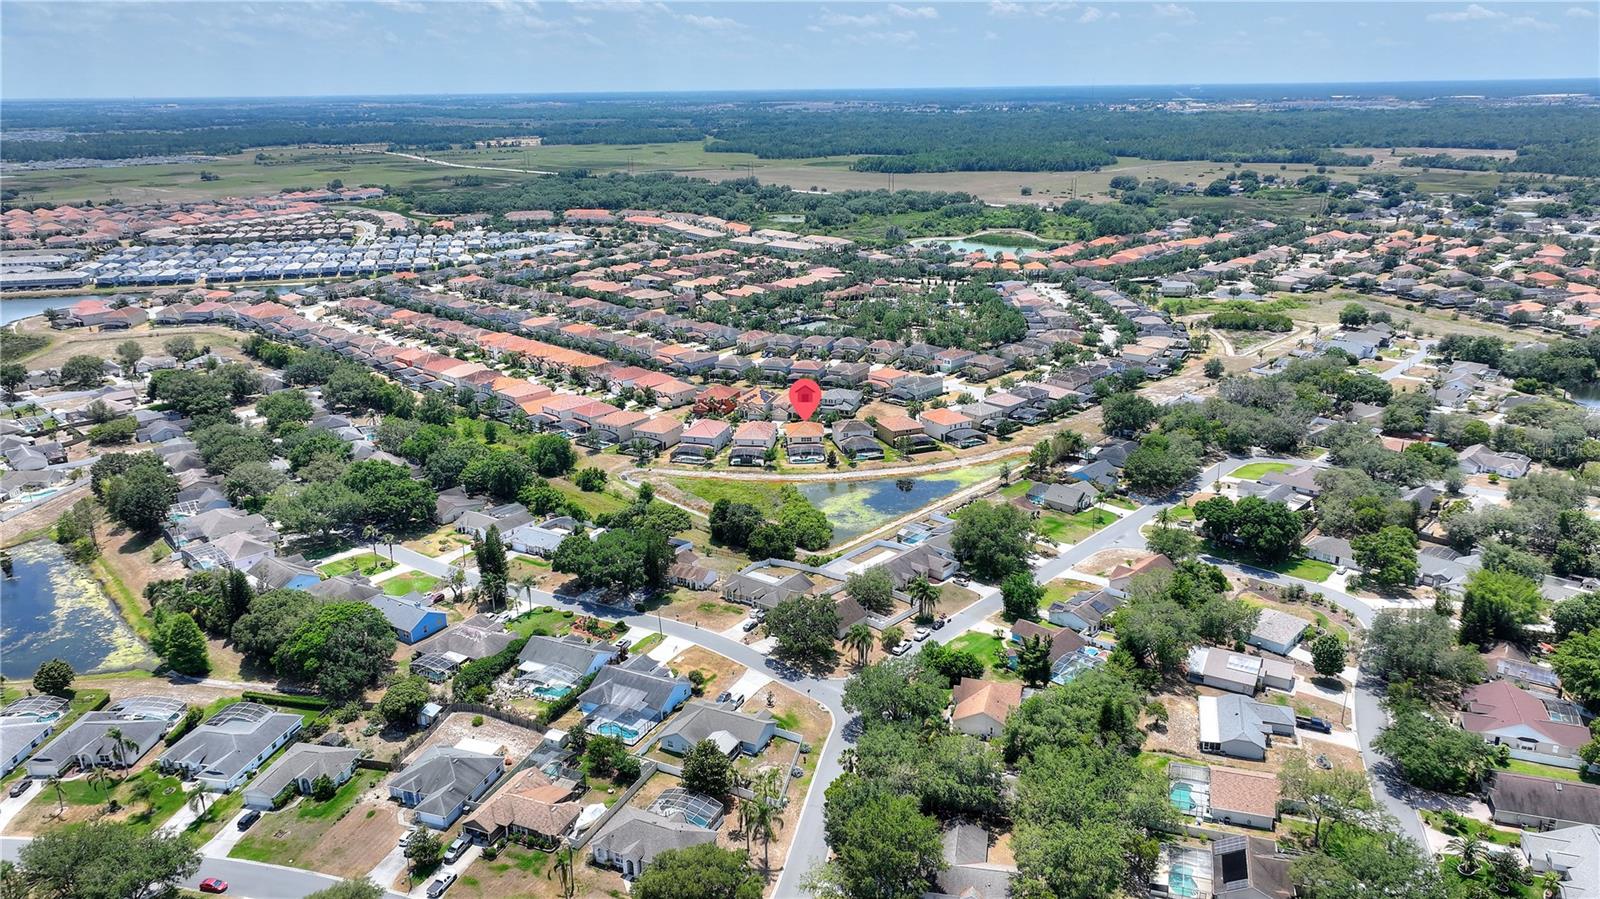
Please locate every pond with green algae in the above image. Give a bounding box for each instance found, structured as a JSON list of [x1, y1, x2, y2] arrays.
[[795, 464, 1003, 545], [0, 539, 156, 678]]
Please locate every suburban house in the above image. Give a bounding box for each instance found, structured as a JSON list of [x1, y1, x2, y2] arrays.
[[1459, 680, 1593, 769], [388, 746, 505, 829], [436, 487, 488, 524], [1046, 589, 1122, 635], [506, 516, 585, 557], [242, 744, 360, 810], [1303, 535, 1355, 568], [831, 420, 883, 460], [589, 806, 717, 878], [674, 419, 732, 463], [25, 696, 185, 778], [1208, 836, 1294, 899], [1458, 444, 1533, 479], [366, 594, 448, 644], [1521, 825, 1600, 899], [247, 555, 320, 592], [1198, 695, 1296, 761], [654, 701, 777, 757], [1246, 609, 1309, 656], [1207, 767, 1282, 831], [1487, 773, 1600, 830], [1036, 481, 1098, 513], [784, 421, 827, 464], [578, 662, 693, 742], [729, 421, 777, 467], [1107, 553, 1175, 596], [160, 702, 304, 792], [461, 767, 582, 846], [949, 678, 1024, 739], [516, 635, 620, 697], [0, 696, 70, 776], [1188, 647, 1295, 695], [929, 823, 1018, 899]]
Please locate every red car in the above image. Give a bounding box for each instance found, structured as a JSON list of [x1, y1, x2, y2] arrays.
[[198, 878, 229, 894]]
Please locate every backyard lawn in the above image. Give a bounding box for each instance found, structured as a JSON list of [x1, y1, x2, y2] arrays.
[[1036, 507, 1118, 544], [1231, 462, 1296, 481], [1499, 758, 1600, 785], [1421, 810, 1523, 847], [230, 771, 388, 870], [1040, 579, 1100, 613], [999, 480, 1034, 499], [382, 571, 440, 596], [317, 552, 395, 578], [946, 630, 1016, 680], [506, 606, 578, 638]]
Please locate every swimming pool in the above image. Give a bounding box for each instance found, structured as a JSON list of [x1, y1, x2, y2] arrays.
[[596, 722, 641, 742], [1169, 866, 1201, 898], [1170, 782, 1195, 813]]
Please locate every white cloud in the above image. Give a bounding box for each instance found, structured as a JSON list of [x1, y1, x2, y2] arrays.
[[681, 13, 741, 31], [1152, 3, 1196, 23], [1566, 5, 1596, 16], [820, 8, 888, 27], [1508, 14, 1556, 29], [1077, 6, 1103, 23], [839, 28, 918, 45], [987, 1, 1077, 18], [889, 4, 939, 20], [1426, 4, 1503, 22]]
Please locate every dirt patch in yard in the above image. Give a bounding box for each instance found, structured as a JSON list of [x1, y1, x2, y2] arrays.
[[650, 588, 750, 631], [1076, 548, 1154, 578], [667, 645, 748, 697], [316, 801, 408, 878], [402, 712, 543, 766], [454, 844, 625, 899]]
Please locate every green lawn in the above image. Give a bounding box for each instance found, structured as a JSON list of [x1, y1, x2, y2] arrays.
[[506, 606, 578, 638], [1000, 480, 1035, 499], [1204, 542, 1334, 583], [550, 478, 633, 518], [1036, 507, 1119, 543], [1500, 758, 1600, 785], [317, 552, 395, 578], [1231, 462, 1296, 481], [1101, 496, 1138, 510], [946, 631, 1017, 680], [630, 633, 665, 657], [1164, 504, 1196, 521], [671, 478, 784, 510], [230, 771, 382, 868], [382, 571, 440, 596], [1440, 856, 1541, 899], [1421, 810, 1523, 847], [26, 768, 189, 834], [183, 790, 245, 844], [1041, 579, 1100, 613]]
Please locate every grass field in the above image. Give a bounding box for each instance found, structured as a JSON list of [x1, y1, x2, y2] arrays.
[[1499, 758, 1600, 785], [317, 552, 394, 578], [1036, 507, 1118, 544], [946, 631, 1016, 680], [670, 478, 786, 510], [1231, 462, 1296, 481], [506, 606, 578, 638], [382, 571, 440, 596]]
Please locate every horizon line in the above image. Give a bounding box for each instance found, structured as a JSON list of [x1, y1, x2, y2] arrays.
[[6, 75, 1599, 104]]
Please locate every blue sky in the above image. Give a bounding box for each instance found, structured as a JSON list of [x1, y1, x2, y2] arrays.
[[3, 1, 1597, 99]]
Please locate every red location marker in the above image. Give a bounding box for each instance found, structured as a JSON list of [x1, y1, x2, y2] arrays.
[[789, 378, 822, 421]]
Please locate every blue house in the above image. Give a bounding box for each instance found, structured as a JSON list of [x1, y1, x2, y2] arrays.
[[366, 594, 448, 645]]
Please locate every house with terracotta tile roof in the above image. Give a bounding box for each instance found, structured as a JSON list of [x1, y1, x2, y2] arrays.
[[949, 678, 1023, 738], [784, 421, 826, 464], [1460, 680, 1592, 769]]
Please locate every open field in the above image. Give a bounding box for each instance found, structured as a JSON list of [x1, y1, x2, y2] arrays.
[[1, 147, 518, 206], [5, 138, 1515, 209], [1231, 462, 1296, 481]]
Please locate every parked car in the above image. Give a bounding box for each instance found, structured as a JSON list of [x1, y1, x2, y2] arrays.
[[198, 878, 229, 894], [615, 638, 632, 651], [444, 837, 469, 864], [932, 616, 947, 630], [427, 873, 457, 898], [398, 830, 416, 850], [889, 640, 911, 655], [236, 810, 261, 831], [8, 779, 32, 798], [913, 626, 931, 642], [1295, 715, 1334, 734], [741, 618, 761, 632]]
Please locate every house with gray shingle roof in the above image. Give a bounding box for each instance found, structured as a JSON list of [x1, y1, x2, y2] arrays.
[[589, 807, 717, 878], [243, 744, 360, 810], [160, 702, 303, 792], [654, 701, 776, 758], [388, 746, 504, 829]]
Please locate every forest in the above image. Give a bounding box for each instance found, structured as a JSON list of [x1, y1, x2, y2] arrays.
[[5, 95, 1598, 177]]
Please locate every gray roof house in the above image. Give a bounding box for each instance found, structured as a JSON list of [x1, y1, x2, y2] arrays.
[[1037, 481, 1098, 513], [1522, 825, 1600, 899], [160, 702, 303, 792], [1199, 695, 1296, 762], [0, 696, 71, 775], [928, 823, 1018, 899], [388, 746, 504, 830], [516, 635, 619, 695], [578, 666, 693, 742], [1459, 444, 1533, 479], [435, 487, 488, 524], [1247, 609, 1309, 656], [588, 807, 717, 878], [1046, 589, 1122, 635], [414, 614, 516, 661], [243, 744, 360, 810], [654, 701, 776, 758], [26, 696, 186, 778]]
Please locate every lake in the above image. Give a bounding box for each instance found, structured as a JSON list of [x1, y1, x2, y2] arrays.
[[796, 464, 1003, 545], [1570, 383, 1600, 411], [0, 298, 61, 326], [911, 236, 1046, 258], [0, 539, 156, 679]]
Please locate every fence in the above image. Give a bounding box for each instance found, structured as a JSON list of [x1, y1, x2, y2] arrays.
[[567, 760, 660, 850], [393, 701, 545, 764]]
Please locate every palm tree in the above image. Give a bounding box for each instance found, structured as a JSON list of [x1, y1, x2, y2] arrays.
[[907, 577, 940, 621], [447, 565, 467, 603], [546, 846, 575, 899], [1488, 851, 1529, 895], [747, 769, 785, 875], [842, 624, 873, 666], [1447, 836, 1486, 875], [362, 525, 379, 558], [104, 726, 138, 769], [185, 787, 210, 819], [383, 533, 397, 563], [517, 575, 538, 611], [87, 766, 115, 796], [46, 776, 65, 815]]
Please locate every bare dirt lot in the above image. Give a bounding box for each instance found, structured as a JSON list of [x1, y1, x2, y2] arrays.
[[402, 712, 543, 766]]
